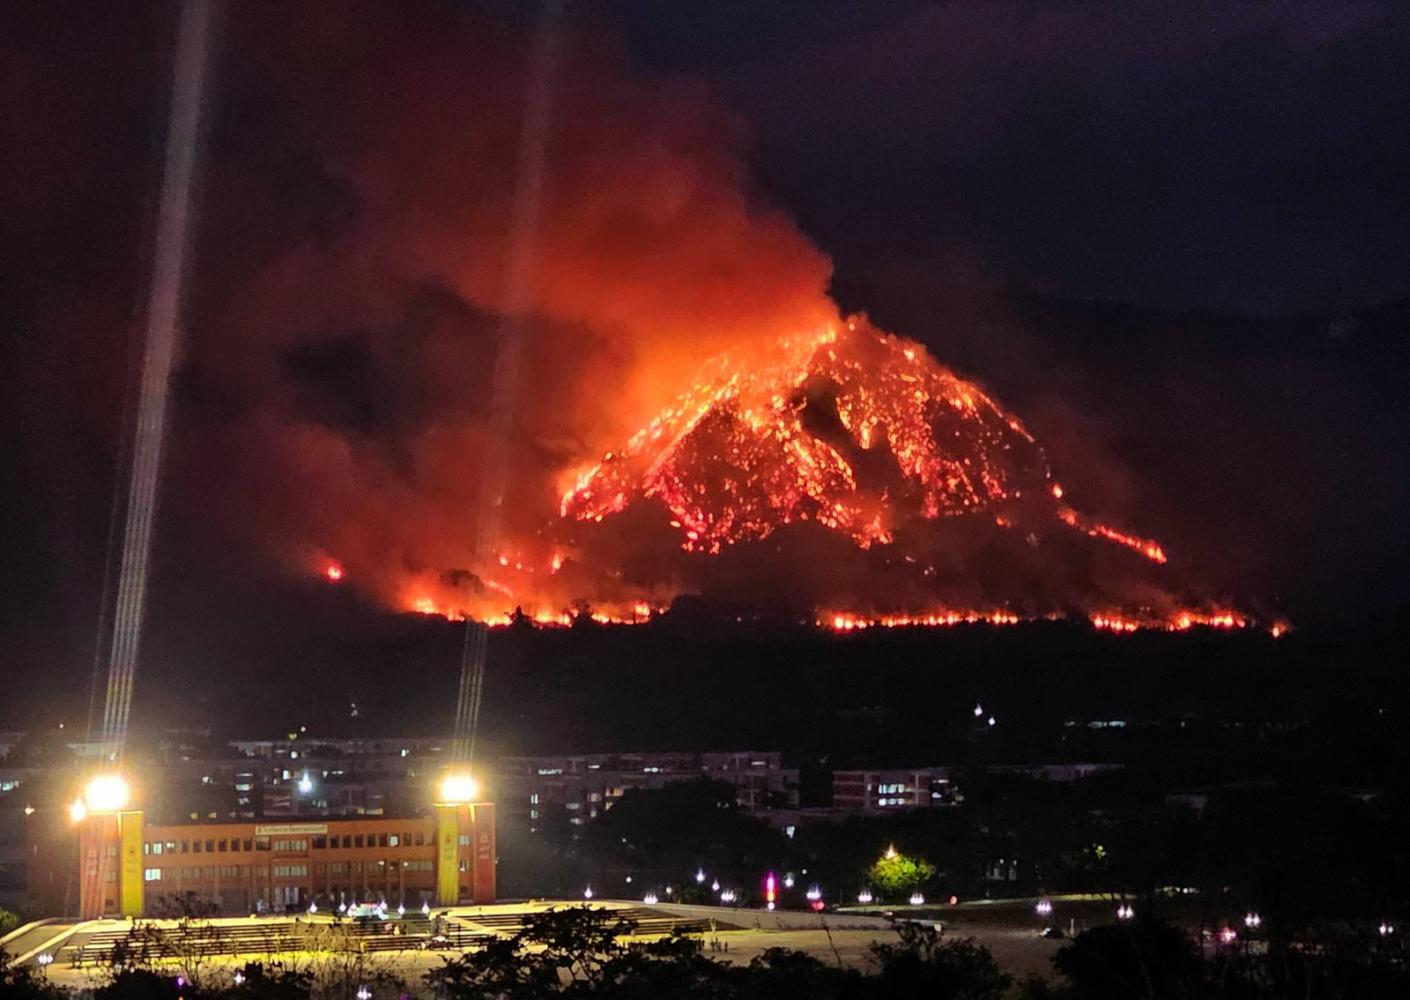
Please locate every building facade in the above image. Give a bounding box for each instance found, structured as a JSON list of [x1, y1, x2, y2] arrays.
[[27, 803, 495, 919], [831, 767, 960, 814], [494, 751, 798, 831]]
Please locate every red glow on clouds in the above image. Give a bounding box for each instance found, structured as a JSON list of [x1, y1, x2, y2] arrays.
[[177, 7, 1271, 636]]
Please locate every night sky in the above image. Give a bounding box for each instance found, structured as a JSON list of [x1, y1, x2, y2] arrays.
[[3, 1, 1408, 729]]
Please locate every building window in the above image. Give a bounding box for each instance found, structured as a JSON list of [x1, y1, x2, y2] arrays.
[[218, 839, 228, 852], [273, 839, 308, 852], [457, 834, 470, 846], [192, 842, 202, 854], [205, 840, 215, 852], [243, 839, 253, 851], [312, 836, 326, 849], [415, 833, 425, 846], [379, 834, 389, 847], [273, 864, 308, 878], [388, 835, 399, 847], [143, 869, 161, 882]]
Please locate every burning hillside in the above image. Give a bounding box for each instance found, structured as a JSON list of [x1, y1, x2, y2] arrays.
[[562, 318, 1164, 565]]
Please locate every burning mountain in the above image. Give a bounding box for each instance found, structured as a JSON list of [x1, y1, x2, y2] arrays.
[[383, 316, 1255, 633], [539, 316, 1248, 633]]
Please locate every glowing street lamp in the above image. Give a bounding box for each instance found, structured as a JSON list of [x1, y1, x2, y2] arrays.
[[695, 869, 706, 884], [1243, 912, 1261, 930], [1035, 898, 1053, 917], [297, 772, 314, 795], [36, 953, 54, 973], [583, 886, 594, 900], [783, 873, 795, 889], [422, 901, 431, 916], [1117, 904, 1135, 921], [909, 892, 925, 906], [438, 773, 480, 804], [643, 893, 658, 905], [857, 889, 874, 904], [1379, 921, 1395, 937], [805, 886, 822, 902], [356, 987, 372, 1000], [68, 798, 88, 824], [308, 902, 317, 915], [83, 774, 131, 813], [233, 971, 246, 986]]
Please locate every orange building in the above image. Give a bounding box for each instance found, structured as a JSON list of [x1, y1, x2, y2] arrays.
[[31, 801, 495, 918]]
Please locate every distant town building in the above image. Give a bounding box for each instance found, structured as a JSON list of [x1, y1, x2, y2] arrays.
[[831, 767, 960, 814], [496, 751, 798, 831], [987, 763, 1121, 782]]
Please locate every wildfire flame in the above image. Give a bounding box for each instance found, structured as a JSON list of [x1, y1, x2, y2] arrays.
[[563, 318, 1166, 564]]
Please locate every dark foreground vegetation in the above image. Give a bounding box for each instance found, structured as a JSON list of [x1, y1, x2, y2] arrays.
[[4, 906, 1408, 999]]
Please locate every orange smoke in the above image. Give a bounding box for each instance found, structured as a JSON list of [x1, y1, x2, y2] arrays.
[[174, 6, 1260, 634]]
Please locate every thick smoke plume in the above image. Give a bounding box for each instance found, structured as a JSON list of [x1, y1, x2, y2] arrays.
[[171, 4, 1239, 630]]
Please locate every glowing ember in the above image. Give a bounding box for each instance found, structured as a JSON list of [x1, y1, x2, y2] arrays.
[[324, 563, 344, 582]]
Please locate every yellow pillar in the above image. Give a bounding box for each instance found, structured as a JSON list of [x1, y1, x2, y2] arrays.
[[118, 810, 145, 917], [435, 804, 459, 907]]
